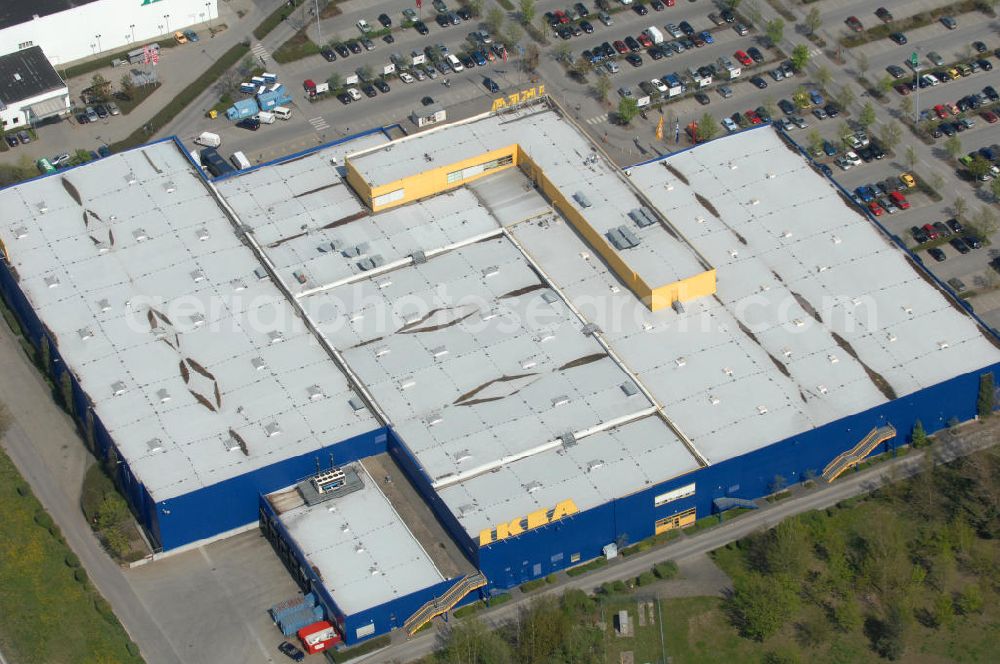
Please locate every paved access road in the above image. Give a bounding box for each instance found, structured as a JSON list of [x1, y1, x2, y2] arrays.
[[356, 420, 998, 664]]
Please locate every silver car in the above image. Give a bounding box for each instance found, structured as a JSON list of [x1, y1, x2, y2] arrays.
[[85, 106, 99, 122]]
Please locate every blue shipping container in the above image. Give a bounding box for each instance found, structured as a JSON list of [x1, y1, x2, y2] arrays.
[[257, 85, 292, 111], [262, 72, 278, 83], [239, 82, 256, 94]]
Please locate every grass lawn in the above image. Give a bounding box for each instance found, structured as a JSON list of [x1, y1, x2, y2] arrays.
[[0, 448, 143, 664], [598, 596, 667, 664]]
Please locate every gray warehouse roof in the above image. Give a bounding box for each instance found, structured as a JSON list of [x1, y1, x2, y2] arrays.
[[0, 141, 377, 501], [0, 0, 100, 31]]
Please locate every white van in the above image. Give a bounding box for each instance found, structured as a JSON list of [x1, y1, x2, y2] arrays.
[[273, 106, 292, 120], [446, 53, 464, 72], [230, 151, 252, 170], [255, 111, 276, 124]]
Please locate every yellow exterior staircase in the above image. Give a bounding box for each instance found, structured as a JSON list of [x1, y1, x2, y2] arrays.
[[403, 572, 487, 636], [822, 425, 897, 482]]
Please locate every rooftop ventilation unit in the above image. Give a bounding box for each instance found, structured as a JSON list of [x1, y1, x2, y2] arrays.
[[264, 421, 281, 437], [675, 356, 687, 367], [524, 481, 542, 493], [560, 432, 577, 448], [357, 255, 386, 271], [374, 345, 390, 357], [410, 250, 427, 264], [196, 228, 210, 241], [251, 357, 266, 370], [709, 394, 720, 405], [606, 226, 641, 250], [146, 438, 164, 453], [397, 376, 415, 389], [541, 291, 559, 304], [628, 207, 658, 228], [581, 323, 601, 336], [551, 395, 570, 407], [44, 275, 60, 288], [190, 269, 205, 283], [587, 459, 604, 472], [13, 226, 27, 239], [756, 405, 768, 415], [672, 300, 685, 314], [307, 385, 325, 401], [454, 449, 472, 463], [222, 435, 242, 452], [312, 467, 347, 494], [163, 181, 176, 193], [36, 202, 47, 213], [520, 357, 538, 370], [132, 228, 148, 242], [620, 381, 638, 397], [77, 327, 94, 341], [817, 385, 828, 394], [573, 191, 592, 208], [124, 172, 136, 185], [482, 265, 499, 278], [111, 381, 126, 396], [253, 267, 268, 281], [156, 388, 171, 403], [430, 345, 448, 358], [375, 278, 392, 289], [348, 396, 366, 412], [97, 299, 111, 313], [267, 331, 284, 344], [231, 279, 246, 292], [425, 411, 443, 426]]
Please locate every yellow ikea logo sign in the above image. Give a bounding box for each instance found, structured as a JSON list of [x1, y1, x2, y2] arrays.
[[491, 85, 546, 112], [479, 499, 578, 546]]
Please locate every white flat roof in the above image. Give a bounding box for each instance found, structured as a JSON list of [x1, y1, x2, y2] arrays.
[[348, 108, 710, 289], [0, 141, 378, 501], [274, 463, 444, 614], [303, 235, 658, 492], [513, 126, 1000, 463]]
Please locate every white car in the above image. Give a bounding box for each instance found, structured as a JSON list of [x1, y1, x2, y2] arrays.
[[605, 61, 620, 74], [722, 117, 738, 133], [835, 156, 852, 171], [399, 71, 415, 83], [356, 19, 371, 33], [650, 78, 667, 93], [844, 151, 862, 166], [666, 23, 683, 38]]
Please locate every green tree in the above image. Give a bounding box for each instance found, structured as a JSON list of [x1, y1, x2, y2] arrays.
[[991, 177, 1000, 202], [523, 43, 540, 72], [553, 41, 572, 63], [697, 112, 718, 141], [766, 518, 810, 578], [815, 66, 831, 88], [932, 592, 955, 628], [119, 73, 134, 97], [874, 602, 908, 660], [880, 122, 902, 150], [969, 156, 992, 180], [807, 129, 823, 155], [911, 419, 928, 447], [858, 102, 876, 128], [765, 18, 785, 45], [466, 0, 484, 17], [96, 493, 129, 531], [974, 206, 998, 235], [327, 72, 343, 91], [836, 85, 856, 110], [593, 74, 611, 102], [725, 0, 742, 9], [904, 144, 918, 171], [832, 599, 862, 632], [857, 52, 870, 79], [503, 22, 523, 49], [791, 44, 810, 71], [877, 75, 895, 94], [617, 96, 639, 125], [900, 95, 913, 118], [944, 135, 963, 159], [438, 617, 513, 664], [956, 584, 984, 614], [979, 372, 995, 419], [728, 573, 798, 641], [519, 0, 535, 25], [486, 7, 505, 37], [805, 7, 822, 34]]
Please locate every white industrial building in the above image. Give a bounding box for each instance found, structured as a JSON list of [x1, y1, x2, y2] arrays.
[[0, 0, 218, 66], [0, 46, 69, 128]]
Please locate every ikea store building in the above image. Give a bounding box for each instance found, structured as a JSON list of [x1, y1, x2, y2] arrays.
[[0, 100, 997, 645]]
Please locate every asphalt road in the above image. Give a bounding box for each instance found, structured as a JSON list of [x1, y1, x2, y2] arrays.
[[357, 421, 998, 664]]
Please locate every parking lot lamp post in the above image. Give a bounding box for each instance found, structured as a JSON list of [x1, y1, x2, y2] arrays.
[[95, 33, 102, 52], [205, 2, 212, 30], [130, 24, 136, 42], [164, 14, 171, 33], [313, 0, 322, 47]]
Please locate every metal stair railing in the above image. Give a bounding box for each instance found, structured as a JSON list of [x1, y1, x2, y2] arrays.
[[404, 572, 487, 636], [823, 425, 896, 482]]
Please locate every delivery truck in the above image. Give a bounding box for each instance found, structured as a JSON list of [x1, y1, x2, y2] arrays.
[[195, 131, 221, 147]]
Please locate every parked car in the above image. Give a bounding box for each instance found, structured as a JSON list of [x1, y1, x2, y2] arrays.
[[483, 77, 500, 93], [278, 641, 305, 662], [875, 7, 893, 22], [747, 47, 764, 63], [928, 247, 947, 262], [941, 16, 957, 29], [236, 117, 261, 131], [845, 16, 864, 32], [183, 29, 199, 42], [378, 13, 392, 28], [889, 32, 907, 45]]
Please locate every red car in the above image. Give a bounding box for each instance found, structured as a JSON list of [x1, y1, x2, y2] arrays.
[[745, 109, 762, 124], [982, 110, 998, 123], [895, 84, 911, 96], [637, 33, 653, 48], [845, 16, 864, 32], [554, 10, 569, 24], [613, 40, 629, 54], [734, 50, 752, 66], [922, 223, 939, 239], [868, 201, 884, 216], [889, 191, 910, 209], [934, 104, 949, 119]]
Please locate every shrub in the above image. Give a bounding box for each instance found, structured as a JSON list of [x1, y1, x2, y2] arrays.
[[545, 573, 557, 584], [636, 571, 656, 586], [653, 560, 679, 580], [15, 483, 30, 497], [104, 527, 131, 558], [126, 642, 140, 657], [65, 552, 81, 568], [74, 568, 88, 584], [611, 580, 627, 593]]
